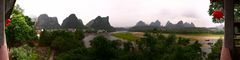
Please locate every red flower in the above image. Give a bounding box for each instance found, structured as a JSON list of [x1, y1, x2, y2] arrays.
[[6, 19, 11, 23], [5, 23, 10, 27], [213, 11, 223, 20], [5, 19, 11, 27]]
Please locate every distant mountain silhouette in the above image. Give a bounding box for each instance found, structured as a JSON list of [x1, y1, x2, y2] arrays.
[[183, 22, 195, 27], [175, 20, 184, 27], [190, 23, 195, 27], [134, 21, 148, 27], [130, 20, 159, 31], [149, 20, 161, 27], [165, 20, 195, 28], [130, 20, 196, 32], [86, 19, 94, 27], [132, 20, 195, 28], [35, 14, 61, 30], [165, 21, 175, 28], [61, 14, 84, 29], [86, 16, 115, 31]]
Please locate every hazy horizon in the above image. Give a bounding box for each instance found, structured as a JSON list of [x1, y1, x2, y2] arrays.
[[16, 0, 222, 27]]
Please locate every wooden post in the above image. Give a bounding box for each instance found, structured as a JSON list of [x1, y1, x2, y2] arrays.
[[224, 0, 234, 59], [0, 0, 9, 60], [0, 0, 4, 46], [224, 0, 234, 48]]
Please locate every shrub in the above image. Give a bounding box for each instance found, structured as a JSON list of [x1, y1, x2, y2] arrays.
[[55, 47, 92, 60], [39, 30, 53, 46], [10, 45, 38, 60], [50, 31, 81, 53]]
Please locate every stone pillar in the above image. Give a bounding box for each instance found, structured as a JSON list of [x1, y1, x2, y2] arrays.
[[0, 0, 9, 60]]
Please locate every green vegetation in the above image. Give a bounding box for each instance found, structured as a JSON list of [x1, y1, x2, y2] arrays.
[[39, 29, 85, 53], [6, 5, 38, 47], [37, 47, 51, 60], [129, 27, 224, 34], [176, 33, 224, 36], [113, 32, 223, 41], [53, 30, 204, 60], [112, 32, 138, 41], [37, 29, 86, 60], [10, 45, 38, 60], [161, 28, 224, 34], [6, 5, 39, 60], [55, 47, 92, 60], [207, 39, 222, 60], [162, 33, 223, 41], [90, 35, 119, 60]]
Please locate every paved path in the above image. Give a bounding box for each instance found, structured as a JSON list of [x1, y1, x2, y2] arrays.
[[83, 34, 96, 48], [48, 50, 55, 60]]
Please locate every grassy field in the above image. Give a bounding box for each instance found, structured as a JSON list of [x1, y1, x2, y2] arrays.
[[112, 32, 224, 41], [162, 33, 224, 41], [112, 32, 139, 41]]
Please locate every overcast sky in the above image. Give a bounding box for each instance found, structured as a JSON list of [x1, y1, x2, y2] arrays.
[[16, 0, 222, 27]]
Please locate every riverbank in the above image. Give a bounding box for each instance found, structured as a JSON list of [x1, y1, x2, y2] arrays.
[[127, 32, 224, 41]]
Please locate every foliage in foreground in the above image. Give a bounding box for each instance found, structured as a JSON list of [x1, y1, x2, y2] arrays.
[[207, 39, 222, 60], [6, 5, 37, 47], [39, 29, 84, 53], [10, 45, 38, 60], [55, 31, 203, 60]]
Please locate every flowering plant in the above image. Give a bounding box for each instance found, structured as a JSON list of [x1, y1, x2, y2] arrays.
[[209, 0, 224, 23], [5, 19, 11, 27]]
